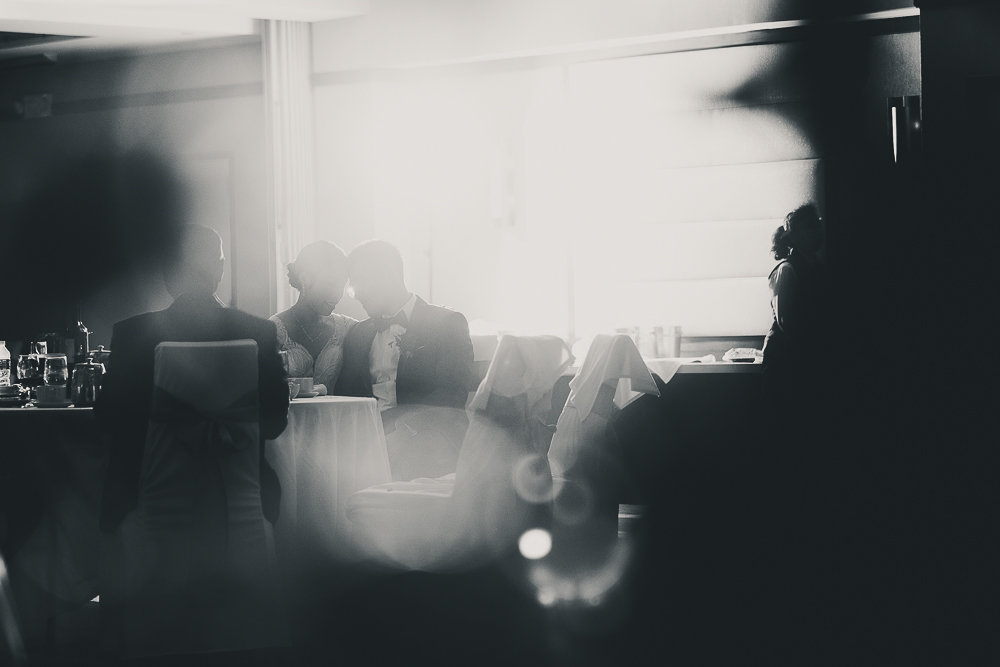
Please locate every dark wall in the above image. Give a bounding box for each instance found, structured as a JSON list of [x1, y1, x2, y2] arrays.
[[0, 41, 269, 355], [911, 2, 1000, 662]]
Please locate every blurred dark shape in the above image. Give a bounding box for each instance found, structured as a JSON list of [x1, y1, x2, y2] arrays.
[[94, 289, 288, 535], [104, 342, 286, 660], [0, 551, 27, 665], [0, 148, 187, 347]]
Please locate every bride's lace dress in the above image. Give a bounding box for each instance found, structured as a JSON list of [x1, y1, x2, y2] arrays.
[[270, 313, 357, 389]]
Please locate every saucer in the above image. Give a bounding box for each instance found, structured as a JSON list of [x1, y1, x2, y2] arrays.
[[296, 391, 319, 399], [31, 398, 74, 408]]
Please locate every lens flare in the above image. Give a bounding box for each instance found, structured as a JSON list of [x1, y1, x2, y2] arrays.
[[512, 454, 555, 503], [552, 480, 593, 526], [519, 528, 552, 560]]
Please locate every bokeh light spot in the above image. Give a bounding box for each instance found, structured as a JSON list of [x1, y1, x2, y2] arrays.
[[519, 528, 552, 560], [537, 589, 557, 606]]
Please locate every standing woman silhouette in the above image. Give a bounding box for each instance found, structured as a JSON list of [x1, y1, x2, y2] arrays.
[[762, 204, 829, 409]]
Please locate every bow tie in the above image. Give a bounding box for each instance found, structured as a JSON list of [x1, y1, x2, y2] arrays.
[[373, 311, 408, 333]]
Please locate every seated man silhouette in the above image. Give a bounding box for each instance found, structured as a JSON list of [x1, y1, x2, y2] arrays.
[[95, 225, 289, 534], [335, 240, 475, 481]]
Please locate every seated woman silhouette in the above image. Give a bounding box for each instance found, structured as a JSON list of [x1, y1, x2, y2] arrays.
[[271, 241, 357, 391], [762, 203, 828, 405]]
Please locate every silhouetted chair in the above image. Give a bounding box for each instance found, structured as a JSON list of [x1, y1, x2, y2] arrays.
[[346, 335, 573, 571], [116, 341, 286, 659]]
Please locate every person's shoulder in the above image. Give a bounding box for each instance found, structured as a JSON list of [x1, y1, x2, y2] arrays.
[[342, 316, 373, 343], [769, 260, 795, 279], [111, 309, 159, 339], [769, 261, 796, 288], [268, 311, 290, 333], [418, 300, 467, 323]]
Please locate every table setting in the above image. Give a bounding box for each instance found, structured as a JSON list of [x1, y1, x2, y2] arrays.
[[0, 337, 109, 411]]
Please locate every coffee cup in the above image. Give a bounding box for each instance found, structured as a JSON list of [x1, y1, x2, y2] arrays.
[[288, 380, 300, 400], [289, 377, 313, 394], [36, 384, 66, 403]]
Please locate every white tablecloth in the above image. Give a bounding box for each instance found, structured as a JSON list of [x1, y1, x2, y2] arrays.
[[266, 396, 391, 565]]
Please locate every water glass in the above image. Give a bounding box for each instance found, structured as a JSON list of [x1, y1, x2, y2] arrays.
[[44, 354, 69, 386], [17, 354, 39, 384], [32, 341, 47, 375]]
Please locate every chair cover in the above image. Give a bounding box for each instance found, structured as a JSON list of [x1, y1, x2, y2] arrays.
[[347, 335, 573, 571], [547, 334, 660, 564], [122, 341, 286, 658], [566, 334, 659, 423]]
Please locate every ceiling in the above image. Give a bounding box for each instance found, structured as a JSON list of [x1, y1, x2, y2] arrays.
[[0, 0, 368, 61]]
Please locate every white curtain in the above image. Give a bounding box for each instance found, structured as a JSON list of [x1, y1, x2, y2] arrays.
[[263, 20, 317, 314]]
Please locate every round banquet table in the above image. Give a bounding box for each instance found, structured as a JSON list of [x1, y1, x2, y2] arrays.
[[265, 396, 391, 569]]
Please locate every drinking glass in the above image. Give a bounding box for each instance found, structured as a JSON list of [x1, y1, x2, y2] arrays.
[[44, 354, 69, 386], [34, 342, 48, 377], [17, 355, 39, 385]]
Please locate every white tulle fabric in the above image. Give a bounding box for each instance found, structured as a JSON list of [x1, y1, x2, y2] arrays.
[[270, 313, 356, 389], [121, 341, 286, 659], [346, 335, 573, 571]]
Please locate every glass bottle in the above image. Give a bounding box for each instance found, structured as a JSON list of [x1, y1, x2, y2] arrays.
[[72, 302, 90, 363], [0, 341, 10, 387]]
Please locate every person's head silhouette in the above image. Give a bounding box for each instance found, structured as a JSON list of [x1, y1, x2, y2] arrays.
[[288, 241, 348, 317], [162, 225, 225, 299], [771, 203, 824, 260], [346, 239, 410, 317]]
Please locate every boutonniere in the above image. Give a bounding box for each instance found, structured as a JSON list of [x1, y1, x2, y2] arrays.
[[394, 332, 425, 360]]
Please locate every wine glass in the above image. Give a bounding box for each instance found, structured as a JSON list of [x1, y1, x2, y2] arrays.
[[44, 354, 69, 386]]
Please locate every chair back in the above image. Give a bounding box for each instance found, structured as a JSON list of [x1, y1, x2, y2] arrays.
[[547, 334, 659, 555], [126, 340, 285, 658], [452, 335, 573, 557], [549, 334, 658, 475]]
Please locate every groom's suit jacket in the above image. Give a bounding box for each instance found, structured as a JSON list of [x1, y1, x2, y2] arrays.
[[334, 296, 475, 410]]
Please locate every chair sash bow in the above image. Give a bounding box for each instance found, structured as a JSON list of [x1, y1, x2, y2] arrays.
[[150, 388, 260, 454]]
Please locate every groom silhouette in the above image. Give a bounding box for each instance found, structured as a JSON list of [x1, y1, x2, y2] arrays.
[[335, 240, 475, 481]]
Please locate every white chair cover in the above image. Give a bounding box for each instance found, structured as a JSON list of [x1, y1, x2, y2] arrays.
[[549, 334, 658, 476], [566, 334, 659, 422], [347, 335, 573, 571], [547, 334, 659, 560], [122, 341, 286, 658], [467, 335, 574, 418]]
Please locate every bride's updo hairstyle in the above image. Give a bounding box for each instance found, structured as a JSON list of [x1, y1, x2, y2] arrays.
[[772, 203, 822, 260], [287, 240, 347, 290]]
